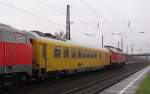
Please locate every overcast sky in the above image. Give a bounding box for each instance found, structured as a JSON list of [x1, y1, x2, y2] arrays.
[[0, 0, 150, 54]]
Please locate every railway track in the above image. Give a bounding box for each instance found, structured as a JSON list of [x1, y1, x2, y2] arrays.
[[1, 62, 149, 94], [62, 63, 148, 94]]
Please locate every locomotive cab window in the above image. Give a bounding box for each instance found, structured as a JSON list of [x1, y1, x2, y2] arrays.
[[0, 31, 2, 41], [64, 48, 69, 58], [2, 31, 16, 42], [54, 46, 61, 58], [15, 33, 27, 43]]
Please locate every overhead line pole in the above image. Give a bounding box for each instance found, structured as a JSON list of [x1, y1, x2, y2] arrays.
[[102, 35, 104, 48], [121, 37, 123, 51], [131, 44, 134, 58], [118, 42, 120, 49], [66, 5, 71, 40]]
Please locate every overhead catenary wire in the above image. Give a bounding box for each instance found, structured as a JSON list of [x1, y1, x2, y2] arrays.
[[0, 0, 62, 26], [79, 0, 122, 32], [36, 0, 65, 16], [36, 0, 113, 32], [35, 0, 97, 34], [101, 0, 127, 25], [36, 0, 86, 25], [36, 0, 122, 32]]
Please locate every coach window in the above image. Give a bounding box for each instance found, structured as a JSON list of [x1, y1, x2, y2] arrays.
[[87, 53, 90, 58], [99, 52, 101, 58], [93, 52, 95, 58], [71, 49, 76, 58], [2, 31, 16, 42], [82, 51, 84, 58], [85, 52, 88, 58], [83, 51, 86, 58], [95, 52, 97, 58], [64, 48, 69, 58], [78, 50, 82, 58], [91, 52, 94, 58], [89, 52, 92, 58], [15, 33, 27, 43], [54, 46, 61, 58], [92, 52, 95, 58]]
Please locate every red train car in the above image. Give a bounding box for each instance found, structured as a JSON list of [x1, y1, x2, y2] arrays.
[[105, 46, 127, 67], [0, 24, 32, 84]]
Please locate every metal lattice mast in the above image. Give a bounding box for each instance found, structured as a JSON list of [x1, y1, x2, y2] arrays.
[[66, 5, 70, 40]]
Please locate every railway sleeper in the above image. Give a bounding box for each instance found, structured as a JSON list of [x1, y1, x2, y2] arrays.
[[110, 62, 125, 69]]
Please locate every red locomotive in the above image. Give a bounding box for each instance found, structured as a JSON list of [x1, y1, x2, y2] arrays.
[[105, 46, 127, 67], [0, 24, 33, 84]]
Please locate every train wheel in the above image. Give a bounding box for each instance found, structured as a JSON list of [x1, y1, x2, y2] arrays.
[[16, 73, 29, 85], [104, 65, 110, 69], [0, 77, 5, 87], [121, 62, 125, 67]]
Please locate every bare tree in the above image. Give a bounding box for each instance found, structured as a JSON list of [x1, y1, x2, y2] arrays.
[[55, 31, 66, 40]]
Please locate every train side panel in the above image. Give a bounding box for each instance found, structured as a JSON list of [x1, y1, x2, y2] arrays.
[[14, 33, 33, 74], [32, 38, 110, 76], [0, 31, 33, 75]]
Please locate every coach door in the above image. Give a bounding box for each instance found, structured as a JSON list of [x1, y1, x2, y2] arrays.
[[2, 31, 15, 73], [41, 44, 47, 72]]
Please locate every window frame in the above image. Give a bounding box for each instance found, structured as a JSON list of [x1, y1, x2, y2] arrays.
[[99, 52, 101, 59], [15, 33, 28, 44], [1, 31, 16, 43], [54, 46, 61, 58], [82, 51, 86, 58], [14, 33, 27, 44], [94, 51, 97, 58], [63, 47, 69, 58], [78, 49, 82, 58], [71, 48, 76, 58]]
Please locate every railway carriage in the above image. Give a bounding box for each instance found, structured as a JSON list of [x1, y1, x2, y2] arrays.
[[29, 32, 110, 77], [105, 46, 126, 67], [0, 23, 127, 86]]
